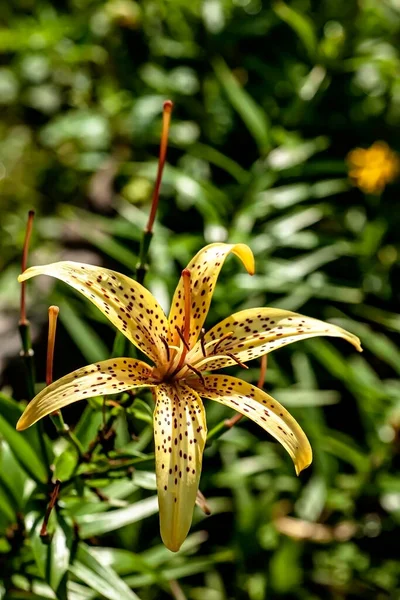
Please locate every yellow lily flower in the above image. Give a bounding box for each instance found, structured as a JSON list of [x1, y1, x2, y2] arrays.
[[16, 243, 362, 551], [347, 141, 400, 194]]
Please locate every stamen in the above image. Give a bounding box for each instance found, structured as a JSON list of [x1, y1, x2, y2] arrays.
[[145, 100, 173, 234], [225, 353, 249, 370], [212, 331, 234, 354], [200, 328, 207, 358], [19, 210, 35, 326], [185, 364, 206, 386], [160, 335, 171, 362], [176, 325, 190, 351], [193, 352, 249, 371], [46, 306, 59, 386]]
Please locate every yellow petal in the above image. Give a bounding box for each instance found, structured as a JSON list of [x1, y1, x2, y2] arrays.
[[191, 375, 311, 475], [153, 382, 207, 552], [19, 262, 169, 366], [16, 358, 153, 430], [168, 243, 254, 349], [189, 308, 362, 371]]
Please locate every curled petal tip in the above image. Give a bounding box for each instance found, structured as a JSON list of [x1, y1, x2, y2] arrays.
[[232, 243, 255, 276], [16, 415, 28, 431], [295, 455, 312, 476], [163, 538, 183, 553]]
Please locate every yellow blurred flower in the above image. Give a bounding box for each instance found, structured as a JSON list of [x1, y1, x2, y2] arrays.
[[347, 141, 400, 194]]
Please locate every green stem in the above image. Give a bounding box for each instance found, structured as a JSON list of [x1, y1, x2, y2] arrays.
[[50, 412, 84, 458], [18, 322, 35, 400], [207, 419, 231, 443], [111, 229, 154, 358], [136, 230, 153, 285], [19, 321, 51, 473]]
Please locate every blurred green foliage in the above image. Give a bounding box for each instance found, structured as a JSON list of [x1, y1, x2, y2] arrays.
[[1, 0, 400, 598]]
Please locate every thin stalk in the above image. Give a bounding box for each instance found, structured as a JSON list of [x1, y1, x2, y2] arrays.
[[46, 306, 84, 458], [18, 211, 50, 472], [19, 210, 36, 399], [136, 99, 173, 285], [40, 480, 61, 539], [112, 100, 173, 356]]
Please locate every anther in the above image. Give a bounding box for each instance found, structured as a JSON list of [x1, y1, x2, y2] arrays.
[[212, 331, 234, 354], [225, 352, 249, 370], [176, 326, 190, 351], [185, 364, 206, 386], [200, 328, 207, 358], [160, 335, 171, 362]]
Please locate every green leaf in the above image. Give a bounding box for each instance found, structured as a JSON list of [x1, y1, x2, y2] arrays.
[[75, 495, 159, 538], [269, 539, 302, 593], [73, 405, 104, 451], [56, 297, 109, 363], [0, 393, 51, 474], [212, 57, 270, 152], [0, 412, 47, 484], [71, 543, 141, 600], [124, 552, 233, 587], [320, 433, 370, 475], [53, 449, 78, 481], [273, 388, 340, 407], [26, 511, 73, 600], [273, 2, 318, 60], [333, 318, 400, 376], [128, 398, 154, 425]]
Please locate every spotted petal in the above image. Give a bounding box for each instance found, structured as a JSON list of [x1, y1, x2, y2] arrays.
[[168, 243, 254, 349], [189, 308, 362, 371], [19, 262, 169, 366], [191, 375, 311, 475], [153, 382, 207, 552], [16, 358, 154, 431]]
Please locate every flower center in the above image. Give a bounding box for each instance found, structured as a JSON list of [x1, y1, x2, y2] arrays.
[[151, 267, 248, 384], [152, 328, 247, 385]]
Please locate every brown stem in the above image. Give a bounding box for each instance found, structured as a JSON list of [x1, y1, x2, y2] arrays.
[[19, 210, 35, 326], [40, 480, 61, 538], [145, 100, 173, 234]]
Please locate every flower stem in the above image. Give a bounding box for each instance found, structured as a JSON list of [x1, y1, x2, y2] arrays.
[[19, 210, 36, 400], [40, 479, 61, 539], [45, 305, 85, 458], [112, 100, 173, 356], [136, 99, 173, 285], [50, 412, 85, 458]]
